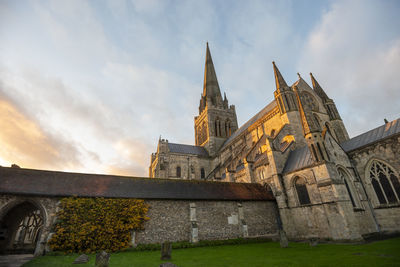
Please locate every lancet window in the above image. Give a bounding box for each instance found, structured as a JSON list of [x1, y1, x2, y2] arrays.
[[294, 177, 311, 205], [338, 168, 359, 208]]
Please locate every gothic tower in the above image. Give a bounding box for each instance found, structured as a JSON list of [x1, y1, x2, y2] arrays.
[[294, 84, 330, 162], [309, 73, 349, 143], [194, 43, 238, 156]]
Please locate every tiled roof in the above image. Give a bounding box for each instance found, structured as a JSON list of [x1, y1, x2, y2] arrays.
[[168, 143, 209, 157], [341, 118, 400, 152], [0, 167, 274, 201], [282, 146, 314, 174], [222, 101, 277, 150]]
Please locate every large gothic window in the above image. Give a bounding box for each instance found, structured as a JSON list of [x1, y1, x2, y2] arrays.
[[294, 177, 311, 205], [369, 160, 400, 205]]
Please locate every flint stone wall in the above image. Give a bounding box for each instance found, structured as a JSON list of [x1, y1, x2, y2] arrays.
[[135, 200, 278, 244]]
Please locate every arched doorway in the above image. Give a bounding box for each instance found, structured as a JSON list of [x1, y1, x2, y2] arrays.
[[0, 201, 44, 254]]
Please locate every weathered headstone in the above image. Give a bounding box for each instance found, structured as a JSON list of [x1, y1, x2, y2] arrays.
[[95, 251, 110, 267], [160, 262, 178, 267], [73, 254, 89, 264], [161, 242, 172, 260], [309, 238, 318, 247], [279, 230, 288, 248]]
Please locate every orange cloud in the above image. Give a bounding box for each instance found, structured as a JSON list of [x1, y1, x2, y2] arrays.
[[0, 99, 82, 170]]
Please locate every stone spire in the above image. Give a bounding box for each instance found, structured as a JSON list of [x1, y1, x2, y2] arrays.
[[272, 61, 288, 91], [310, 73, 330, 102], [203, 43, 222, 100]]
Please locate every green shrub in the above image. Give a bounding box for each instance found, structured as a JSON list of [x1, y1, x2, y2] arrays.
[[49, 197, 149, 253]]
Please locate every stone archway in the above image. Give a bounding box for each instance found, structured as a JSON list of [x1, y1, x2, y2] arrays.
[[0, 201, 45, 254]]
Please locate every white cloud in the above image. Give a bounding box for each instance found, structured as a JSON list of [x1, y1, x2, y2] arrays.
[[298, 0, 400, 136]]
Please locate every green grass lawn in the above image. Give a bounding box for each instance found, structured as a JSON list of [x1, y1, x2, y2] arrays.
[[24, 237, 400, 267]]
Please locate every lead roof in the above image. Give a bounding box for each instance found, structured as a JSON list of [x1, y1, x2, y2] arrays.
[[341, 118, 400, 152]]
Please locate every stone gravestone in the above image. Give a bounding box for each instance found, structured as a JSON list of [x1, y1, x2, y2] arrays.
[[160, 263, 178, 267], [95, 251, 110, 267], [73, 254, 89, 264], [279, 230, 289, 248], [161, 242, 172, 260], [309, 238, 318, 247]]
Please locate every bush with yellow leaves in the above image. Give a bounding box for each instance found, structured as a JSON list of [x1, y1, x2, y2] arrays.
[[49, 197, 149, 253]]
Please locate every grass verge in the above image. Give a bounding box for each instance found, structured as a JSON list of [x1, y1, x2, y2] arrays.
[[23, 237, 400, 267]]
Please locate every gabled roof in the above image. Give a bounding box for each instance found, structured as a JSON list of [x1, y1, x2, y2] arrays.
[[282, 146, 314, 174], [221, 101, 277, 150], [341, 118, 400, 152], [168, 143, 209, 157], [0, 167, 274, 201]]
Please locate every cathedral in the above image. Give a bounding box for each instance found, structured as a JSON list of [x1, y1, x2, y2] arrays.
[[149, 43, 400, 240]]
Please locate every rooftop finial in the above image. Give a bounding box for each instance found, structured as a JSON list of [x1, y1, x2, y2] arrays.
[[297, 72, 301, 79]]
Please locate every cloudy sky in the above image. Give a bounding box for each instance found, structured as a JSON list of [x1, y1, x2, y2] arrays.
[[1, 0, 399, 176]]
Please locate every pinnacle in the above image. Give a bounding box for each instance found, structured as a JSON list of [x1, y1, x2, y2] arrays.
[[272, 61, 288, 90], [310, 73, 330, 101]]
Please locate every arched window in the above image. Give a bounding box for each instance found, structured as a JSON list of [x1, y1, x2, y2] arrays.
[[369, 160, 400, 204], [313, 114, 321, 129], [176, 166, 181, 178], [338, 168, 358, 208], [225, 120, 231, 137], [294, 177, 311, 205], [201, 168, 205, 179]]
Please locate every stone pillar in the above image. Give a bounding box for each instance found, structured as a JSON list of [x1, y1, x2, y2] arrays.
[[238, 203, 248, 237], [189, 203, 198, 243]]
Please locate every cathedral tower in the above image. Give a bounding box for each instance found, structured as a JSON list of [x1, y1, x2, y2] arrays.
[[194, 43, 238, 156]]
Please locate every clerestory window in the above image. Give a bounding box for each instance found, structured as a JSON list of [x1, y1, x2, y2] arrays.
[[369, 160, 400, 205], [176, 166, 181, 178]]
